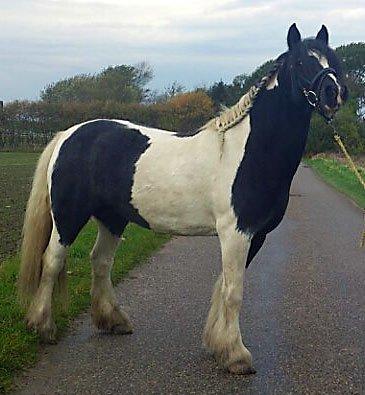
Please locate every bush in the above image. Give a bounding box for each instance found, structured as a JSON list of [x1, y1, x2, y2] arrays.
[[0, 92, 214, 150], [306, 100, 365, 154]]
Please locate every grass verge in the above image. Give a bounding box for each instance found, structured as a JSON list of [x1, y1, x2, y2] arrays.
[[0, 222, 169, 393], [305, 157, 365, 209], [0, 153, 40, 260]]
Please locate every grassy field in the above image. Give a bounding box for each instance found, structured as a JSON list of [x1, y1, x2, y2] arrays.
[[0, 152, 170, 392], [0, 152, 40, 261], [306, 156, 365, 209]]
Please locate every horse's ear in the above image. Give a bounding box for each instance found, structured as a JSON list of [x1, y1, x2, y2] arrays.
[[316, 25, 329, 45], [287, 23, 301, 50]]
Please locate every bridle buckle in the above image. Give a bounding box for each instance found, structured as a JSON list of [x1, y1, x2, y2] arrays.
[[303, 90, 318, 107], [300, 67, 337, 110]]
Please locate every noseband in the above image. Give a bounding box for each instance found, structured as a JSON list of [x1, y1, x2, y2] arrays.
[[297, 67, 338, 121]]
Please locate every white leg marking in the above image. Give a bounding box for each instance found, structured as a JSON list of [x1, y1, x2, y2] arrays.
[[90, 221, 133, 334], [26, 225, 67, 342], [203, 219, 255, 374]]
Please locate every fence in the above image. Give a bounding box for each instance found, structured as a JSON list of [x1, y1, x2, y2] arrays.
[[0, 93, 215, 151], [0, 131, 54, 151]]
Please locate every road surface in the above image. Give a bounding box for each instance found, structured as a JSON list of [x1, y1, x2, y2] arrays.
[[14, 165, 364, 394]]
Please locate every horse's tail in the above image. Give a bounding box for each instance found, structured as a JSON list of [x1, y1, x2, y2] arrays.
[[18, 132, 63, 306]]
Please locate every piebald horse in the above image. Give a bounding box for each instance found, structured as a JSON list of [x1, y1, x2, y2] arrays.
[[19, 24, 347, 374]]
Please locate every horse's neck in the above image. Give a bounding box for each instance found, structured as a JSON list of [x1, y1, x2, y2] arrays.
[[246, 87, 312, 180]]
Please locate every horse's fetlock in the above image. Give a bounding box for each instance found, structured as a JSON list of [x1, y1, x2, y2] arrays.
[[27, 305, 57, 343], [92, 300, 133, 334]]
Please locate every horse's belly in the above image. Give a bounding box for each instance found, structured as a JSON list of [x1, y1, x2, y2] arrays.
[[131, 186, 216, 235], [131, 164, 216, 235]]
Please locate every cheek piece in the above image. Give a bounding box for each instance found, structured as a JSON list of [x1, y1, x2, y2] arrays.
[[296, 67, 338, 121]]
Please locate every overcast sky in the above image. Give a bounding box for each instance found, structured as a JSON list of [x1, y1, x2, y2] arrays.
[[1, 0, 364, 102]]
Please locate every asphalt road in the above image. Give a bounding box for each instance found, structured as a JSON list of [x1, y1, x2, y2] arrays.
[[14, 165, 364, 394]]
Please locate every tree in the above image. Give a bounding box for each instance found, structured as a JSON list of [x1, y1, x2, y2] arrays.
[[207, 80, 231, 109], [40, 62, 153, 104], [155, 81, 186, 102], [157, 90, 214, 132], [335, 43, 365, 116], [206, 60, 275, 108]]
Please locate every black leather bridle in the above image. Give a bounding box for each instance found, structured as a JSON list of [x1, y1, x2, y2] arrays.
[[297, 67, 338, 121]]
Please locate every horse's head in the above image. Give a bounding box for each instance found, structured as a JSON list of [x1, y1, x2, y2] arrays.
[[280, 23, 348, 120]]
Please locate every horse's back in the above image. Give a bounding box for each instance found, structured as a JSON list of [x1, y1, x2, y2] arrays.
[[48, 119, 218, 242]]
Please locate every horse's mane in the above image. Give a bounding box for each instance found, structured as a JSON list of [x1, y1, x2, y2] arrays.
[[203, 85, 259, 133], [176, 55, 286, 140], [202, 55, 286, 135]]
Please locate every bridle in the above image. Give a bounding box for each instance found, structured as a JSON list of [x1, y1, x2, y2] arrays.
[[297, 66, 338, 121]]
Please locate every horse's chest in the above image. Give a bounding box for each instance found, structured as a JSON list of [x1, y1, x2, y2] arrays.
[[235, 184, 289, 234], [231, 156, 291, 235]]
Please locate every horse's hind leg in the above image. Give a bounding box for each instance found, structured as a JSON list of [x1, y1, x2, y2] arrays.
[[26, 226, 67, 343], [91, 220, 133, 334]]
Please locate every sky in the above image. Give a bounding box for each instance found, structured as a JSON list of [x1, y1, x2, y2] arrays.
[[1, 0, 364, 102]]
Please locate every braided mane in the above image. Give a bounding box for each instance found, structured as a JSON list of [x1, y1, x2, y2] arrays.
[[203, 57, 285, 135]]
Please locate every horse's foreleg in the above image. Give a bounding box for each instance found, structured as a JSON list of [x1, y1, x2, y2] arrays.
[[26, 226, 67, 343], [203, 221, 254, 374], [90, 221, 133, 334]]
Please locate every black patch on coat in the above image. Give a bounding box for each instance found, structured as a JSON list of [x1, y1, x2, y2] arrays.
[[246, 233, 266, 268], [231, 88, 311, 267], [232, 89, 310, 236], [237, 36, 346, 267], [51, 120, 150, 246]]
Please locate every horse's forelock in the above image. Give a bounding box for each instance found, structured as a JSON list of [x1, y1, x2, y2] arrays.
[[300, 39, 342, 78]]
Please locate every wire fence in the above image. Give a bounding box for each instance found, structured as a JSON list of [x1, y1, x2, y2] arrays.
[[0, 131, 54, 151]]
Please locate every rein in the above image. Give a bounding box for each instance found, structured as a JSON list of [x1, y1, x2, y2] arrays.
[[310, 97, 365, 248], [325, 120, 365, 248]]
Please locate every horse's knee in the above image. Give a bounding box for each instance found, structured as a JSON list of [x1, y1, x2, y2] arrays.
[[224, 285, 242, 311]]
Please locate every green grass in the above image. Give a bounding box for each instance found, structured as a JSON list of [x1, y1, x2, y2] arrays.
[[306, 157, 365, 209], [0, 152, 40, 261], [0, 152, 170, 392], [0, 152, 40, 166]]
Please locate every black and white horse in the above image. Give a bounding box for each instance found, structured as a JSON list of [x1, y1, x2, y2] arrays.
[[19, 24, 347, 374]]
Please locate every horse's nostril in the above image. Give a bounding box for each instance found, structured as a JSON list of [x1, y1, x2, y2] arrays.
[[324, 85, 339, 107], [325, 85, 338, 99]]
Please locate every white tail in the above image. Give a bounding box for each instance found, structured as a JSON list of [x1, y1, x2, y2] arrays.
[[18, 133, 64, 306]]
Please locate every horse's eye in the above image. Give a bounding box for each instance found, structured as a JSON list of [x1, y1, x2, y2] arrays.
[[297, 60, 303, 67]]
